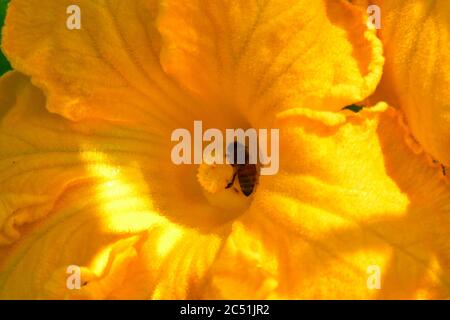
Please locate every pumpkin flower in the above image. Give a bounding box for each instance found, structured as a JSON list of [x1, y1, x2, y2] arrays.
[[0, 0, 449, 299]]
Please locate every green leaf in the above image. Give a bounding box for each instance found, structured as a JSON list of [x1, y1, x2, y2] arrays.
[[0, 0, 11, 76], [342, 104, 364, 113]]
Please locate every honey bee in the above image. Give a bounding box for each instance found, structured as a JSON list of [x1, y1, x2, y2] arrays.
[[225, 141, 259, 196]]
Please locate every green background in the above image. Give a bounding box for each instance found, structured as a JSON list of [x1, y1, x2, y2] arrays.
[[0, 0, 11, 76]]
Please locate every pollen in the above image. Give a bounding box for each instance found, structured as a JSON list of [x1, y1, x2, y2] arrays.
[[196, 161, 252, 215], [197, 162, 233, 194]]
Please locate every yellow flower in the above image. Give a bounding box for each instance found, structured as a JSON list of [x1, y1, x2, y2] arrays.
[[0, 0, 449, 299]]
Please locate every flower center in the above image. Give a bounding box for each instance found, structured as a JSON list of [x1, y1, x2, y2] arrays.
[[196, 162, 253, 214]]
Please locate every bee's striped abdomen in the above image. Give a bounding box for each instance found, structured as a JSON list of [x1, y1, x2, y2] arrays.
[[237, 164, 258, 196]]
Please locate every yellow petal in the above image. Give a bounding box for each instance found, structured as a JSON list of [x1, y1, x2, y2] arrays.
[[2, 0, 198, 124], [158, 0, 384, 123], [0, 72, 226, 299], [371, 0, 450, 167], [204, 105, 450, 299]]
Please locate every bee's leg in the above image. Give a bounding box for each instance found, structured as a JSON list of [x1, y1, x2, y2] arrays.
[[442, 164, 447, 176], [226, 171, 238, 189]]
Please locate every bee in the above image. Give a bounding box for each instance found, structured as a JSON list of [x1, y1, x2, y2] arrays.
[[225, 141, 259, 197]]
